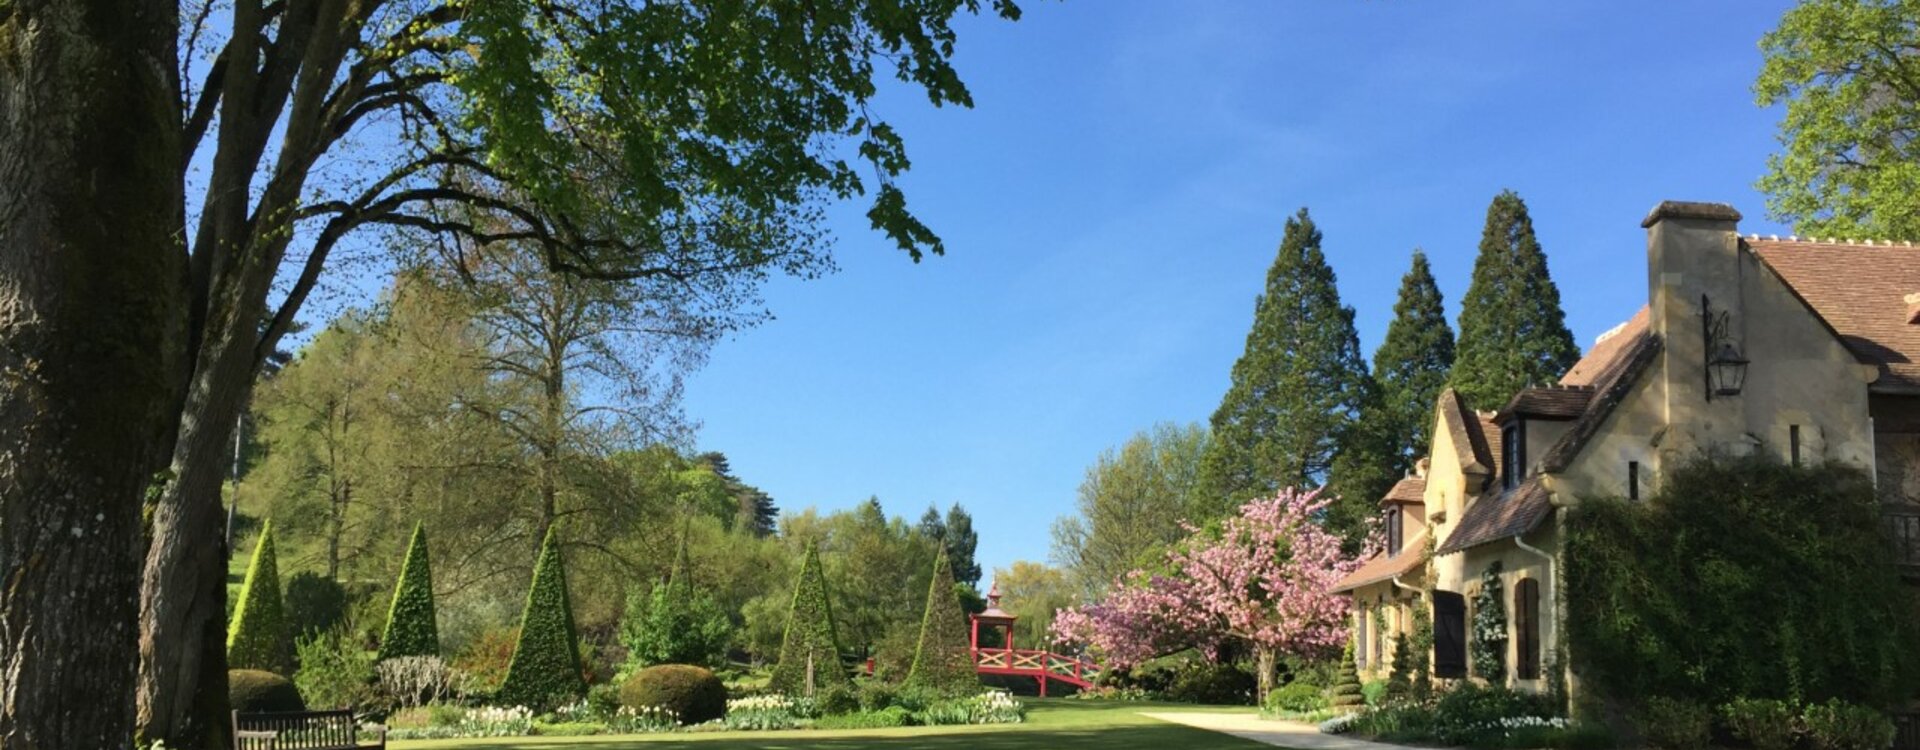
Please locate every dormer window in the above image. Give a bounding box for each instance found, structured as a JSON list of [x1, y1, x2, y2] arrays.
[[1385, 507, 1403, 557], [1502, 421, 1526, 490]]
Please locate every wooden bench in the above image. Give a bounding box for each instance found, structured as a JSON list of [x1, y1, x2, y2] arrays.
[[232, 709, 386, 750]]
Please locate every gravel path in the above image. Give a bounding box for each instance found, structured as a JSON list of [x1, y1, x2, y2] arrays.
[[1139, 712, 1415, 750]]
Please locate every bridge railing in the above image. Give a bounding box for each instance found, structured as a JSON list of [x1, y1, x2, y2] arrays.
[[970, 648, 1102, 686]]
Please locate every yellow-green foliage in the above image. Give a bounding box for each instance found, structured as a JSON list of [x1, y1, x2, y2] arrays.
[[228, 520, 294, 674], [905, 547, 979, 695], [378, 522, 440, 660], [498, 527, 585, 708], [768, 543, 852, 695]]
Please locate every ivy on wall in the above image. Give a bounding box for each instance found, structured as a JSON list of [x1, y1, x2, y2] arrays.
[[1470, 561, 1506, 682]]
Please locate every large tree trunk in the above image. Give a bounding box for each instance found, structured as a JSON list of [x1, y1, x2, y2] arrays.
[[0, 0, 184, 746]]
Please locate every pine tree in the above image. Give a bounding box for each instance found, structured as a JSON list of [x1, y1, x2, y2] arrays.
[[228, 520, 295, 674], [769, 543, 852, 695], [906, 547, 980, 695], [498, 527, 586, 708], [378, 522, 440, 660], [1452, 190, 1579, 410], [1198, 207, 1374, 530]]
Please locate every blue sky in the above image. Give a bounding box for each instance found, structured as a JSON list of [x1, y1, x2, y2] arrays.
[[679, 0, 1801, 584]]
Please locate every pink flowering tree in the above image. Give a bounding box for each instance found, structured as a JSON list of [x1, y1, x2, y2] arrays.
[[1052, 488, 1368, 703]]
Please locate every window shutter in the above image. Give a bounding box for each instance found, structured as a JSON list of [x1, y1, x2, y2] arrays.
[[1433, 591, 1467, 678], [1516, 578, 1540, 679]]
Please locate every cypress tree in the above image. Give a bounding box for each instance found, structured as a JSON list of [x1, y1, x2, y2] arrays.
[[227, 520, 295, 674], [1198, 207, 1374, 531], [378, 522, 440, 660], [905, 547, 979, 695], [769, 543, 852, 695], [1452, 190, 1579, 410], [499, 527, 586, 708]]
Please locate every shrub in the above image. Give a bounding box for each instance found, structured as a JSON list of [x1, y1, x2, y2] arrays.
[[377, 655, 453, 709], [229, 669, 306, 713], [498, 528, 586, 709], [1802, 699, 1895, 750], [814, 706, 911, 729], [1635, 697, 1711, 750], [817, 682, 859, 716], [378, 523, 440, 660], [285, 572, 350, 638], [621, 664, 727, 725], [1566, 459, 1920, 708], [1361, 678, 1388, 707], [905, 547, 980, 695], [292, 627, 375, 710], [1722, 697, 1800, 750], [768, 543, 853, 696], [856, 680, 898, 711], [452, 626, 517, 697], [1431, 683, 1560, 745], [1386, 631, 1413, 700], [619, 582, 733, 670], [1163, 660, 1255, 705], [1328, 643, 1364, 708], [228, 521, 295, 674], [1266, 680, 1327, 714]]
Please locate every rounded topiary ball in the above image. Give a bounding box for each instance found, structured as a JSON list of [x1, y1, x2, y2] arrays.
[[229, 669, 306, 713], [620, 664, 726, 725]]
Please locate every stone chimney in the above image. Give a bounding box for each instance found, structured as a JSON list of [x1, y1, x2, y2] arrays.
[[1643, 200, 1747, 454]]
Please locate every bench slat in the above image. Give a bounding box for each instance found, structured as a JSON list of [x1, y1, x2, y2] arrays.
[[234, 708, 383, 750]]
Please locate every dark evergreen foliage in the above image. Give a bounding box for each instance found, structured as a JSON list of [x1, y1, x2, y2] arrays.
[[905, 547, 980, 695], [498, 527, 586, 708], [284, 571, 349, 639], [769, 543, 853, 695], [228, 669, 306, 713], [377, 522, 440, 660], [1199, 207, 1374, 538], [1565, 459, 1920, 708], [1451, 190, 1579, 410], [228, 520, 296, 674], [620, 664, 727, 725], [919, 503, 983, 588], [1329, 642, 1364, 708]]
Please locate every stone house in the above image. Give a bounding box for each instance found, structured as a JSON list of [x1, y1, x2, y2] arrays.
[[1332, 201, 1920, 691]]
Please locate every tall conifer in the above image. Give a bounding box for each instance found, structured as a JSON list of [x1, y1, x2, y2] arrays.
[[1452, 191, 1579, 409], [769, 543, 851, 695], [905, 547, 979, 694], [1198, 208, 1373, 530], [498, 527, 586, 708]]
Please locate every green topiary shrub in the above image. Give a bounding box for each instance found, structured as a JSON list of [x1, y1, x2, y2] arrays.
[[1566, 459, 1920, 708], [904, 547, 980, 696], [228, 521, 295, 674], [498, 527, 586, 709], [768, 543, 852, 696], [1329, 642, 1363, 709], [1265, 680, 1327, 714], [1802, 699, 1896, 750], [284, 571, 349, 638], [1386, 631, 1413, 701], [229, 669, 306, 713], [620, 664, 726, 725], [378, 522, 440, 660]]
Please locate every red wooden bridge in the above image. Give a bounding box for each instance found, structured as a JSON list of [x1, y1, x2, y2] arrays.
[[969, 584, 1103, 696]]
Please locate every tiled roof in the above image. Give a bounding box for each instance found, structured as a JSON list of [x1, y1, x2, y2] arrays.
[[1496, 387, 1595, 422], [1475, 412, 1503, 490], [1750, 239, 1920, 393], [1332, 532, 1428, 593], [1437, 389, 1495, 478], [1436, 477, 1553, 555], [1379, 476, 1427, 506], [1440, 310, 1658, 554]]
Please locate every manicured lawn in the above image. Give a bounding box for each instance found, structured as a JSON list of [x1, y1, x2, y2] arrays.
[[392, 699, 1280, 749]]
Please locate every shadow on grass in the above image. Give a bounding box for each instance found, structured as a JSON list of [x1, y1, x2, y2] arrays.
[[432, 724, 1264, 750]]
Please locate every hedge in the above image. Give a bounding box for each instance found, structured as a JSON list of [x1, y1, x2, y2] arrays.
[[497, 527, 586, 708], [620, 664, 726, 725], [1565, 458, 1920, 709], [378, 522, 440, 660], [905, 547, 979, 695], [230, 669, 306, 713], [227, 520, 295, 674], [768, 542, 852, 695]]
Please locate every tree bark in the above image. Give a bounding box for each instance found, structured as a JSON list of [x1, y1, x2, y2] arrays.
[[0, 0, 184, 746]]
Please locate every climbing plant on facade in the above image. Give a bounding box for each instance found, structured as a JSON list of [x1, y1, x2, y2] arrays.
[[1471, 562, 1506, 682]]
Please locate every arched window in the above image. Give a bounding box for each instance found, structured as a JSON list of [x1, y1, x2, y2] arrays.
[[1515, 578, 1540, 679]]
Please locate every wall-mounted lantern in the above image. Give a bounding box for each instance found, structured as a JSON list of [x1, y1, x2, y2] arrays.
[[1702, 294, 1749, 400]]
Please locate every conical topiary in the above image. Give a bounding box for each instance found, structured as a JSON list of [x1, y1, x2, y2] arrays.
[[228, 519, 295, 674], [1330, 641, 1364, 708], [768, 542, 852, 696], [905, 546, 979, 695], [498, 527, 586, 708], [378, 522, 440, 660], [1386, 631, 1413, 701]]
